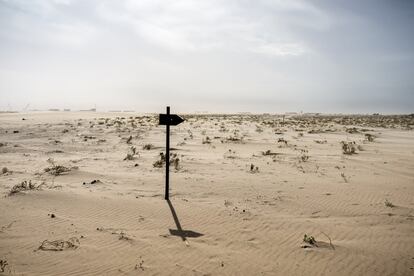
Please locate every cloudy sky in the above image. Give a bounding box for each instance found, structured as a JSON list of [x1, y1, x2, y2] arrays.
[[0, 0, 413, 113]]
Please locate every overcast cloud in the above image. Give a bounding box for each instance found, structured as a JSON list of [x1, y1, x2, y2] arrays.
[[0, 0, 413, 113]]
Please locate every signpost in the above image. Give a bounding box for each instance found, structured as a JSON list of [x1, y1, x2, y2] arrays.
[[159, 106, 184, 200]]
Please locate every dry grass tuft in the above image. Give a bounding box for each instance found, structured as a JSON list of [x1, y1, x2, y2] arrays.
[[9, 180, 38, 196]]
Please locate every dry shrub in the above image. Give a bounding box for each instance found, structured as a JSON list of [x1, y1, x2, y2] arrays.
[[44, 158, 71, 175], [9, 180, 38, 196]]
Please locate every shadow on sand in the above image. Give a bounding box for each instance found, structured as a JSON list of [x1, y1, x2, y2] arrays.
[[167, 200, 203, 241]]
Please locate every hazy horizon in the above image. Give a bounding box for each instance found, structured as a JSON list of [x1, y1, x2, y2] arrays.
[[1, 0, 413, 114]]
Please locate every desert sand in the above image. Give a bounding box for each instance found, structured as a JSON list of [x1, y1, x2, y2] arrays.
[[0, 111, 413, 275]]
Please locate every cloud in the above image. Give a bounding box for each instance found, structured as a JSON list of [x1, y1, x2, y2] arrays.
[[95, 0, 320, 56], [0, 0, 412, 113]]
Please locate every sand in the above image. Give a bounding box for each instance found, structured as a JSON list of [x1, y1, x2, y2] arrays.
[[0, 112, 413, 275]]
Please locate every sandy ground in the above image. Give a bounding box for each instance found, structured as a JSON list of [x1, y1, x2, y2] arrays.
[[0, 112, 413, 276]]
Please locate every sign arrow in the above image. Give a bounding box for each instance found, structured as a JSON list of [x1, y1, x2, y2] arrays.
[[159, 106, 184, 200], [159, 114, 184, 126]]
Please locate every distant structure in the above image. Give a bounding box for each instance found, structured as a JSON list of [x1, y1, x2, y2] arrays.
[[48, 108, 60, 111], [64, 109, 71, 112], [80, 108, 96, 112]]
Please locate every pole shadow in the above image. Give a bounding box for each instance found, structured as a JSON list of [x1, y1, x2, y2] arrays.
[[167, 200, 203, 241]]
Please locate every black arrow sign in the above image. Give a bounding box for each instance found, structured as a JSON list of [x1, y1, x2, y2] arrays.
[[159, 114, 184, 126], [159, 106, 184, 200]]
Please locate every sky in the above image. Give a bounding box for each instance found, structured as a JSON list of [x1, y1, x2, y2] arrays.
[[0, 0, 413, 114]]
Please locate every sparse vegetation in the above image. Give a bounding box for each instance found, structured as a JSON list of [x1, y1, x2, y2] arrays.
[[341, 141, 357, 155], [202, 136, 212, 144], [250, 163, 259, 173], [0, 259, 8, 273], [341, 172, 348, 183], [124, 146, 138, 160], [365, 133, 375, 142], [142, 144, 154, 150], [153, 152, 181, 170], [255, 125, 263, 133], [385, 199, 395, 208], [135, 257, 145, 271], [262, 150, 278, 156], [303, 234, 316, 246], [153, 152, 166, 168], [299, 149, 309, 162], [1, 167, 8, 174], [277, 138, 288, 146]]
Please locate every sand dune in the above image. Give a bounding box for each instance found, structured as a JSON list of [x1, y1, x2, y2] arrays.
[[0, 112, 413, 275]]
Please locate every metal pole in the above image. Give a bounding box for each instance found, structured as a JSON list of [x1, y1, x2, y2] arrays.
[[165, 106, 170, 200]]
